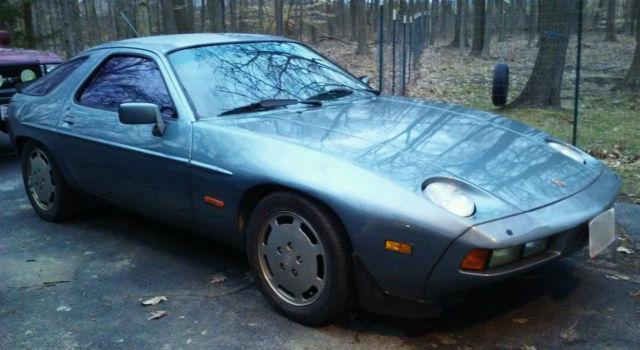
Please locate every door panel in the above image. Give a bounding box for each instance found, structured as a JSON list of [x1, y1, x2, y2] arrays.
[[57, 50, 193, 223]]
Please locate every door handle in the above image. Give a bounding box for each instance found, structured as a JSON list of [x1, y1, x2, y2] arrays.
[[62, 115, 75, 125]]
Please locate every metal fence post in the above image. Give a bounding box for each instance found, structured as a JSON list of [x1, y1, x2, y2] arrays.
[[378, 1, 384, 92], [402, 14, 407, 96], [572, 0, 584, 146], [392, 9, 397, 95], [408, 15, 413, 85]]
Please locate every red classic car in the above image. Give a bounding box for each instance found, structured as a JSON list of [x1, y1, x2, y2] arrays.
[[1, 30, 63, 132]]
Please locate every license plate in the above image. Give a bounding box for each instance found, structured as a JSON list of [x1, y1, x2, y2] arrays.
[[0, 105, 7, 118], [589, 208, 615, 258]]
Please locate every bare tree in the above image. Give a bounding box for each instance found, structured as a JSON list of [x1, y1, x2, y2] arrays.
[[451, 0, 469, 47], [173, 0, 191, 33], [615, 0, 640, 90], [136, 0, 151, 36], [258, 0, 264, 32], [22, 1, 35, 47], [275, 0, 284, 35], [208, 0, 224, 32], [605, 0, 616, 41], [161, 0, 178, 33], [508, 0, 572, 108], [431, 0, 439, 45], [60, 0, 76, 57], [355, 0, 368, 54], [470, 0, 486, 56]]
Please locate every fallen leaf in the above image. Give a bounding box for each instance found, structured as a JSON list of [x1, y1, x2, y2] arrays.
[[141, 296, 168, 306], [512, 318, 528, 324], [148, 310, 168, 320], [209, 275, 227, 284], [616, 246, 634, 254], [560, 320, 580, 343]]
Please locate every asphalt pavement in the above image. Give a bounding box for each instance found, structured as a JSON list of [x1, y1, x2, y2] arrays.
[[1, 134, 639, 350]]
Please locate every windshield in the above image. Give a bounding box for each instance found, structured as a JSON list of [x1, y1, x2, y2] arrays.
[[168, 41, 372, 117]]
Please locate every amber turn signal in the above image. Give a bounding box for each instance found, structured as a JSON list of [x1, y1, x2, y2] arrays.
[[204, 195, 225, 208], [385, 240, 413, 255], [460, 248, 489, 270]]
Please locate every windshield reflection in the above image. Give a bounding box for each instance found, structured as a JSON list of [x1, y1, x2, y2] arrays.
[[169, 41, 371, 117]]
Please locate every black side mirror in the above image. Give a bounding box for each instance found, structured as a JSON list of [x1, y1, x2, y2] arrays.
[[118, 102, 166, 136], [358, 76, 371, 85]]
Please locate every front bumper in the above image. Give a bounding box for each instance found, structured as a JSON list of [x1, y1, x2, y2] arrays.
[[357, 167, 620, 318]]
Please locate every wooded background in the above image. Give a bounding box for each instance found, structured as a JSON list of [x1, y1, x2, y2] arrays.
[[1, 1, 639, 101]]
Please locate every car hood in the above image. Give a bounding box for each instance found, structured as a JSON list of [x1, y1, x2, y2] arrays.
[[209, 96, 601, 213], [0, 47, 63, 65]]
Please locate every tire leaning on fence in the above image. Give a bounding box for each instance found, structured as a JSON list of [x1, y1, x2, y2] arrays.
[[492, 63, 510, 107]]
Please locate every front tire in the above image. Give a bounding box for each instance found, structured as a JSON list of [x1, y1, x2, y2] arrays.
[[21, 141, 79, 221], [246, 192, 353, 326]]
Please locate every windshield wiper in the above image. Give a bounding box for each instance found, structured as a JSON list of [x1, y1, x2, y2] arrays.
[[305, 88, 354, 101], [219, 99, 321, 116]]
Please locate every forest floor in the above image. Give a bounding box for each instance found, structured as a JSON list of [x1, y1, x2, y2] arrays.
[[315, 32, 640, 203]]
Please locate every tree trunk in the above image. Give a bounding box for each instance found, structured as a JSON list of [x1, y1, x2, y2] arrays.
[[470, 0, 486, 56], [497, 0, 505, 41], [161, 0, 178, 33], [355, 0, 369, 54], [350, 0, 357, 40], [593, 0, 605, 29], [258, 0, 264, 32], [508, 0, 572, 108], [22, 1, 35, 47], [482, 0, 494, 57], [336, 0, 345, 35], [275, 0, 284, 35], [136, 0, 151, 36], [527, 0, 538, 46], [450, 0, 462, 46], [208, 0, 224, 32], [440, 0, 449, 39], [173, 0, 190, 33], [60, 0, 76, 57], [326, 0, 333, 37], [85, 0, 100, 44], [228, 0, 236, 32], [71, 0, 86, 50], [614, 0, 640, 90], [186, 0, 195, 32], [605, 0, 616, 41], [430, 0, 439, 45]]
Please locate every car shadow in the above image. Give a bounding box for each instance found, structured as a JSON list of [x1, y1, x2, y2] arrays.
[[0, 135, 16, 159], [333, 260, 582, 337]]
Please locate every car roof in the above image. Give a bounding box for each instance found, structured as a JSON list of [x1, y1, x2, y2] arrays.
[[85, 33, 296, 55]]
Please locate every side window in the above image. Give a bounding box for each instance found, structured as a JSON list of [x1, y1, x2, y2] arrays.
[[78, 55, 175, 117], [22, 57, 88, 96]]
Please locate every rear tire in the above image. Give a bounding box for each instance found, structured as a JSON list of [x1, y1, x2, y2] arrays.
[[246, 192, 353, 326], [21, 141, 80, 221]]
